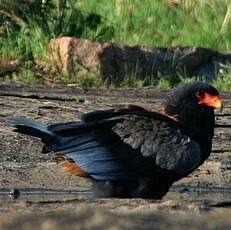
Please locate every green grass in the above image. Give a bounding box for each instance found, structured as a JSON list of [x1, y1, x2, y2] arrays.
[[79, 0, 231, 50], [213, 65, 231, 91], [0, 0, 231, 89]]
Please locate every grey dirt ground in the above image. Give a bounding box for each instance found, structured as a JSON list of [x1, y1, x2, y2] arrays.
[[0, 81, 230, 229]]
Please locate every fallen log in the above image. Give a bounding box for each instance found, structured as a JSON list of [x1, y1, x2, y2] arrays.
[[47, 37, 231, 81]]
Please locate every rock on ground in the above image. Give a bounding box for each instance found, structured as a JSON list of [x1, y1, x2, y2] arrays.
[[47, 37, 231, 81]]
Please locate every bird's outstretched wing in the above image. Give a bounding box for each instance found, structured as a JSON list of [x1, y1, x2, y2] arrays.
[[8, 105, 201, 181], [46, 105, 201, 181]]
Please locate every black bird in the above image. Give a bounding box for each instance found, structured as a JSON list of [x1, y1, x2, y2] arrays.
[[7, 81, 222, 199]]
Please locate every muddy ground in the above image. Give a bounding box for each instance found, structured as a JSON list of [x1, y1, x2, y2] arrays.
[[0, 81, 230, 229]]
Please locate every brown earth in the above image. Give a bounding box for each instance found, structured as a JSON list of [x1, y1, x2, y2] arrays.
[[0, 81, 230, 230]]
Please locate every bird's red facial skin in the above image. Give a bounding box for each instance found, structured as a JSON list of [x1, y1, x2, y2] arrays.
[[197, 92, 222, 109]]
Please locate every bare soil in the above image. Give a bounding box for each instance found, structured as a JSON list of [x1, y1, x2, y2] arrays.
[[0, 81, 230, 230]]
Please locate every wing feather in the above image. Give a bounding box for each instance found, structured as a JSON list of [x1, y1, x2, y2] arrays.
[[49, 109, 201, 180], [112, 115, 201, 177]]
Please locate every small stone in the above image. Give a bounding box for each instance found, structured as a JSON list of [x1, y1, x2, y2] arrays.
[[79, 98, 85, 103], [9, 188, 20, 200]]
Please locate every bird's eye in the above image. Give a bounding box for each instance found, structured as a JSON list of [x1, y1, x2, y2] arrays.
[[195, 91, 203, 97]]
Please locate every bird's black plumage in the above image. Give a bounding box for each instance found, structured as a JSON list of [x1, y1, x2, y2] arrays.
[[7, 81, 221, 198]]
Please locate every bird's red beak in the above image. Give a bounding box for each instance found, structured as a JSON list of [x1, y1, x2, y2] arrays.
[[198, 92, 222, 109]]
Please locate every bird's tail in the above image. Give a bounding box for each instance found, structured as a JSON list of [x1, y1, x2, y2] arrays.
[[7, 117, 58, 144]]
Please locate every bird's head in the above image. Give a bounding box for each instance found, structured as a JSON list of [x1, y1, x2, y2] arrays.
[[163, 81, 222, 123]]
